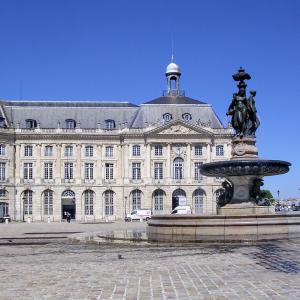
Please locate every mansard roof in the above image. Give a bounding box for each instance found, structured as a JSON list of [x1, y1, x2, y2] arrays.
[[144, 95, 206, 105], [0, 100, 139, 129], [130, 102, 223, 129], [0, 96, 223, 130]]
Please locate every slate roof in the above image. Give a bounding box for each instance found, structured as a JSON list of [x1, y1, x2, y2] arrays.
[[144, 95, 206, 105], [0, 96, 223, 129]]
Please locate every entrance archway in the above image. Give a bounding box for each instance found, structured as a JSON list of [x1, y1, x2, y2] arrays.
[[61, 190, 76, 219], [172, 189, 186, 210]]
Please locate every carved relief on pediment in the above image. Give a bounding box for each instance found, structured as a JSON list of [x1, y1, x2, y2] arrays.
[[158, 125, 198, 135]]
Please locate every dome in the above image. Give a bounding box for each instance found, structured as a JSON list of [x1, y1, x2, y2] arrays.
[[166, 62, 181, 74]]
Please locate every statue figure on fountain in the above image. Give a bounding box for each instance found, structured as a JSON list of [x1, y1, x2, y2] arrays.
[[226, 67, 260, 138], [218, 181, 234, 207]]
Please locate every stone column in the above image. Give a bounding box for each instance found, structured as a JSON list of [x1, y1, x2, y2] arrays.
[[206, 143, 212, 163], [55, 144, 62, 184], [96, 145, 102, 184], [166, 143, 171, 180], [145, 143, 151, 180], [35, 144, 41, 184], [186, 143, 191, 180], [76, 144, 82, 184], [15, 144, 21, 184], [124, 144, 129, 180]]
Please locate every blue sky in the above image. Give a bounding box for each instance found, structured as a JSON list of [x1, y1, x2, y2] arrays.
[[0, 0, 299, 198]]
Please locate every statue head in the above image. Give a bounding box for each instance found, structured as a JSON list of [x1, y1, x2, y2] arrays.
[[250, 90, 256, 97]]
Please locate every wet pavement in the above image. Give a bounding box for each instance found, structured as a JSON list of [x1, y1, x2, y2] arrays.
[[1, 222, 300, 299]]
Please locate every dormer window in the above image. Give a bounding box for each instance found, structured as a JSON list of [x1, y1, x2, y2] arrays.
[[163, 113, 172, 122], [0, 117, 5, 128], [105, 119, 115, 130], [65, 119, 76, 129], [25, 119, 37, 129], [182, 113, 192, 122]]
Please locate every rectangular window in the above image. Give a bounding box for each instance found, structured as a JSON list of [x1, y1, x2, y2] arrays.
[[85, 163, 94, 180], [154, 162, 163, 180], [85, 146, 94, 157], [105, 146, 114, 157], [154, 145, 163, 156], [195, 145, 203, 156], [132, 145, 141, 156], [216, 145, 224, 156], [64, 163, 73, 180], [0, 145, 6, 156], [194, 162, 203, 181], [24, 163, 33, 180], [64, 146, 73, 157], [132, 162, 141, 180], [44, 163, 53, 180], [105, 163, 114, 180], [24, 145, 33, 157], [0, 163, 5, 181], [44, 146, 53, 156]]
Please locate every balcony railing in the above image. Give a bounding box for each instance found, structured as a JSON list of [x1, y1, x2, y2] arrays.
[[162, 90, 185, 97]]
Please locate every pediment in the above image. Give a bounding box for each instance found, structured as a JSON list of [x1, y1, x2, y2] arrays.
[[146, 120, 213, 136]]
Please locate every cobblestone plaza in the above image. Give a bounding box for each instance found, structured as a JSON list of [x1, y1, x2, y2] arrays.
[[1, 222, 300, 299]]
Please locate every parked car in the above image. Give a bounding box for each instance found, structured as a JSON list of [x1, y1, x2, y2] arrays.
[[171, 206, 192, 215], [125, 209, 152, 222], [0, 214, 11, 223]]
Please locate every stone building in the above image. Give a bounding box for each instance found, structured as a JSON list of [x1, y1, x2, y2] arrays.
[[0, 61, 232, 221]]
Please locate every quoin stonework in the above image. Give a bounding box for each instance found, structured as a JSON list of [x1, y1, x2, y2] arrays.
[[0, 60, 232, 221]]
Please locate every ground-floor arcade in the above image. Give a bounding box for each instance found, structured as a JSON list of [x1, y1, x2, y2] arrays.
[[1, 184, 224, 221]]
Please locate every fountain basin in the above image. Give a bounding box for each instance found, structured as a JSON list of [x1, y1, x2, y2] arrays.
[[200, 159, 291, 177], [147, 213, 300, 242]]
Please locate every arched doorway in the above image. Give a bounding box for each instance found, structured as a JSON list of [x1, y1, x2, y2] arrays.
[[61, 190, 75, 219], [172, 189, 186, 210]]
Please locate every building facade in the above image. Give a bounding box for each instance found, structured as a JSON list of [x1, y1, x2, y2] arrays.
[[0, 61, 233, 221]]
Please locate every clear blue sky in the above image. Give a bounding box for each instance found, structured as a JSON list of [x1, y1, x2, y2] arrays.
[[0, 0, 299, 198]]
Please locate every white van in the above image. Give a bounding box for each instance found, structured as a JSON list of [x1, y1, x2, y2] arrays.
[[171, 206, 192, 215], [125, 209, 152, 222]]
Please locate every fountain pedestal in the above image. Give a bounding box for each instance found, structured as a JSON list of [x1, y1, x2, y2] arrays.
[[218, 203, 275, 215]]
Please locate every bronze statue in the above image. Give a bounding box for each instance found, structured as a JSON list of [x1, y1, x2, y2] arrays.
[[217, 181, 233, 207], [246, 90, 260, 136], [227, 94, 248, 137], [227, 68, 260, 138]]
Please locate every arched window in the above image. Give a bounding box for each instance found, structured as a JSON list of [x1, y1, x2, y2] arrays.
[[132, 190, 141, 210], [173, 158, 184, 180], [153, 190, 164, 213], [25, 119, 37, 129], [84, 190, 94, 215], [215, 189, 225, 206], [44, 190, 53, 215], [65, 119, 76, 129], [23, 190, 33, 215], [105, 119, 115, 130], [194, 189, 205, 214], [62, 190, 75, 198]]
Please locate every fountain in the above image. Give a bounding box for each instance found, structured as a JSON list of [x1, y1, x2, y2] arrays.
[[147, 68, 300, 242]]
